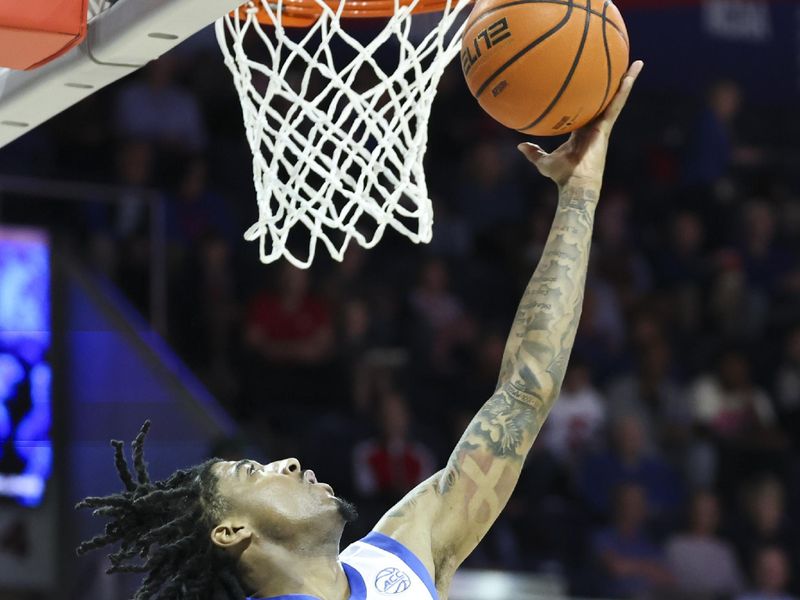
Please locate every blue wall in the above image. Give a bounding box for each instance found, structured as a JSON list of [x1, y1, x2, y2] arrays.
[[63, 263, 237, 598], [618, 0, 800, 102]]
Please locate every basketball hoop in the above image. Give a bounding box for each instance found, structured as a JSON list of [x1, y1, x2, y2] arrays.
[[216, 0, 473, 268]]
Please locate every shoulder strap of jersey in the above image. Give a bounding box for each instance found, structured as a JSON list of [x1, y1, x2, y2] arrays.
[[358, 532, 438, 600]]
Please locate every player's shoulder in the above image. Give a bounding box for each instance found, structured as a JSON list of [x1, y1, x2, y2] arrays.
[[341, 532, 439, 600]]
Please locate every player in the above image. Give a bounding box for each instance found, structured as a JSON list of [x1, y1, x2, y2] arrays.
[[77, 61, 644, 600]]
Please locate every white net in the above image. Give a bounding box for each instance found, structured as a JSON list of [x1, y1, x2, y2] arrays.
[[88, 0, 115, 20], [216, 0, 472, 268]]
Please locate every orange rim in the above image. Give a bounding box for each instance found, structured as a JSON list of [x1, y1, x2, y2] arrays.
[[232, 0, 465, 27]]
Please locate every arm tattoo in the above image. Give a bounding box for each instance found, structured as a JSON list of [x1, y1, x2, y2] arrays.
[[386, 483, 434, 519], [437, 386, 544, 498], [498, 185, 598, 401], [436, 186, 599, 523], [465, 388, 539, 457]]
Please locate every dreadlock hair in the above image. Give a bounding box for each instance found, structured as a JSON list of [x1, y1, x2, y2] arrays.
[[76, 421, 248, 600]]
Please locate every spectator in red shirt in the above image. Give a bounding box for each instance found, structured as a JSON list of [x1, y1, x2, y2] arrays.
[[353, 390, 435, 501], [245, 263, 333, 365], [243, 263, 335, 412]]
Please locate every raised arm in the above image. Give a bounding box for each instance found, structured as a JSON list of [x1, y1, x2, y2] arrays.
[[373, 61, 643, 592]]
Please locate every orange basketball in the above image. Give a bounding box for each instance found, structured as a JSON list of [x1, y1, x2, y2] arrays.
[[460, 0, 630, 136]]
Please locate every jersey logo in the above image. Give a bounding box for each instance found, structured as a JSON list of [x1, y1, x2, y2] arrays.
[[374, 567, 412, 594]]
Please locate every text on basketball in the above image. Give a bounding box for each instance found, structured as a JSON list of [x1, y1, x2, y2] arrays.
[[461, 17, 512, 75]]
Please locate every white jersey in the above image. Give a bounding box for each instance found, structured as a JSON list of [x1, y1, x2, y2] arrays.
[[248, 532, 438, 600]]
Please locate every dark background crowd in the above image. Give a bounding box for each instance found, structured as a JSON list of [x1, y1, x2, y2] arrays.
[[1, 16, 800, 600]]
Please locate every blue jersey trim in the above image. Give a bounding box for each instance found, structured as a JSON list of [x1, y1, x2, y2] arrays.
[[247, 594, 319, 600], [361, 532, 439, 600], [247, 563, 366, 600], [343, 562, 367, 600]]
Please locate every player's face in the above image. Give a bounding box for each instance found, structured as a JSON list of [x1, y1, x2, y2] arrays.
[[211, 458, 342, 539]]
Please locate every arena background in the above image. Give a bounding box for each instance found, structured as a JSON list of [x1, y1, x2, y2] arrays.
[[0, 0, 799, 598]]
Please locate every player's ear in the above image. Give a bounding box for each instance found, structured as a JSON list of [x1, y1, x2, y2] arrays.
[[211, 521, 252, 550]]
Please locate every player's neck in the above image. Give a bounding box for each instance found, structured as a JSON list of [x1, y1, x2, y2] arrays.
[[246, 534, 349, 600], [250, 553, 350, 600]]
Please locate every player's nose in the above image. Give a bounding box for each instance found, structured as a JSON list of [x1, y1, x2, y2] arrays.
[[277, 458, 301, 475]]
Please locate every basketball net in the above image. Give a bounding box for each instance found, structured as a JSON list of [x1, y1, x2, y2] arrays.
[[216, 0, 472, 268]]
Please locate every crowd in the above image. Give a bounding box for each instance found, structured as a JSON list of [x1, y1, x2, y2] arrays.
[[1, 23, 799, 600]]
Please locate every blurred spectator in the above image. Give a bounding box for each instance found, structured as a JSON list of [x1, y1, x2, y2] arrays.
[[708, 200, 791, 339], [352, 390, 435, 500], [659, 211, 709, 290], [682, 79, 741, 188], [519, 202, 555, 269], [409, 258, 465, 333], [165, 157, 238, 247], [657, 211, 708, 339], [337, 297, 376, 363], [178, 236, 239, 400], [739, 200, 791, 297], [572, 281, 626, 377], [427, 195, 473, 259], [457, 140, 526, 236], [335, 296, 387, 414], [114, 56, 207, 151], [460, 328, 506, 404], [578, 414, 684, 522], [245, 263, 333, 365], [606, 339, 691, 456], [732, 478, 799, 588], [541, 359, 606, 466], [591, 483, 673, 598], [84, 141, 154, 264], [775, 326, 800, 440], [243, 263, 335, 411], [688, 350, 790, 491], [627, 310, 667, 358], [408, 258, 474, 372], [689, 350, 776, 441], [114, 141, 156, 232], [708, 256, 770, 345], [736, 547, 798, 600], [666, 491, 744, 598], [86, 141, 159, 313], [166, 157, 240, 398], [323, 246, 369, 309], [594, 190, 653, 311], [508, 437, 577, 568]]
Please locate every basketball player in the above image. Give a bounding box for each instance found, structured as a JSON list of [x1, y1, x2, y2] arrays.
[[77, 61, 644, 600]]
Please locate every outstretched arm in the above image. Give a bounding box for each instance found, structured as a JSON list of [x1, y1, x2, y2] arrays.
[[374, 61, 643, 590]]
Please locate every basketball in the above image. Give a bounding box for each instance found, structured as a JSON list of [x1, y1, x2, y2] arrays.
[[461, 0, 630, 136]]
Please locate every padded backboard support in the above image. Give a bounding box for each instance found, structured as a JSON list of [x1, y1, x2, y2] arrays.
[[0, 0, 244, 148]]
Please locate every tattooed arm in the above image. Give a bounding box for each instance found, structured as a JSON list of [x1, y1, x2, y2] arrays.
[[373, 62, 643, 594]]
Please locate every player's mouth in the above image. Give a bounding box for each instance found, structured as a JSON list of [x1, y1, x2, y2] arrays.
[[304, 470, 335, 495]]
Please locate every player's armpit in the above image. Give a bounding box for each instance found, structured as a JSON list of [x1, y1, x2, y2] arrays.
[[371, 475, 442, 584]]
